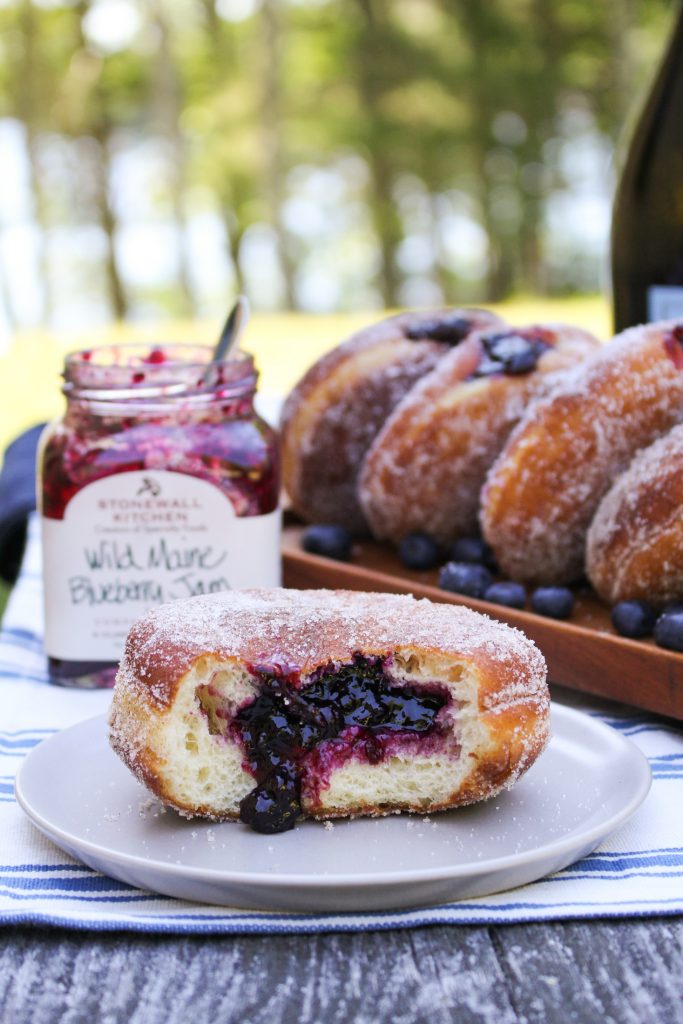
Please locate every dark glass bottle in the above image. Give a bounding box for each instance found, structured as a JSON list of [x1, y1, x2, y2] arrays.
[[611, 5, 683, 332]]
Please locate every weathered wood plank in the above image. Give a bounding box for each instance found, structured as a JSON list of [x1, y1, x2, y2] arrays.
[[0, 922, 681, 1024], [491, 921, 683, 1024]]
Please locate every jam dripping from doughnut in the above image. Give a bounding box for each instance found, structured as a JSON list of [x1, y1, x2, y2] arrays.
[[663, 324, 683, 370], [233, 657, 447, 834], [470, 329, 552, 378], [406, 314, 474, 344]]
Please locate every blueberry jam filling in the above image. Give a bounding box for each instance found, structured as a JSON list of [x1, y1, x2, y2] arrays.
[[233, 658, 447, 834], [406, 315, 473, 344], [470, 330, 551, 378]]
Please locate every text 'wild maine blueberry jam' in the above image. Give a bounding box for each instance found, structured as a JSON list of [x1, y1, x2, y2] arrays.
[[39, 344, 281, 688]]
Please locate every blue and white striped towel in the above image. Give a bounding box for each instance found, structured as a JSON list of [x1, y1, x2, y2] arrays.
[[1, 517, 683, 934]]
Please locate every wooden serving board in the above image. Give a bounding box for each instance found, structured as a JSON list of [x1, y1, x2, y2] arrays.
[[282, 519, 683, 722]]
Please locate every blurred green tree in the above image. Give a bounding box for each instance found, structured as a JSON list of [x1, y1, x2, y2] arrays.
[[0, 0, 676, 321]]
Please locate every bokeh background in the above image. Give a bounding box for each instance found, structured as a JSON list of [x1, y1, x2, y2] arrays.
[[0, 0, 676, 337], [0, 0, 677, 607], [0, 0, 678, 451]]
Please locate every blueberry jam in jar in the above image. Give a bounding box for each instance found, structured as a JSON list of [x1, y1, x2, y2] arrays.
[[39, 344, 280, 688]]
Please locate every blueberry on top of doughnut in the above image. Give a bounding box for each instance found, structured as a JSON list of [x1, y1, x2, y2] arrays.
[[471, 328, 552, 379], [406, 314, 475, 344]]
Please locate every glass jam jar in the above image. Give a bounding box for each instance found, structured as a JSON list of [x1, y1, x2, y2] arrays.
[[38, 344, 281, 688]]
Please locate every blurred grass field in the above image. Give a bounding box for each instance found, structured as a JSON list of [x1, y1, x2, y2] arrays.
[[0, 295, 611, 456]]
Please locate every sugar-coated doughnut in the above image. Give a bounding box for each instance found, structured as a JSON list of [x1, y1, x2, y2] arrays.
[[280, 308, 503, 535], [586, 423, 683, 605], [109, 589, 549, 832], [358, 323, 600, 545], [481, 321, 683, 585]]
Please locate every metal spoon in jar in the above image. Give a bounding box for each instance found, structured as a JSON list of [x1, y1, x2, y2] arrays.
[[201, 296, 252, 387], [201, 294, 250, 386], [213, 294, 250, 364]]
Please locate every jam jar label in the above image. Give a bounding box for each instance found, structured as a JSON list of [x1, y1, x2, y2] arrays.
[[41, 470, 282, 662]]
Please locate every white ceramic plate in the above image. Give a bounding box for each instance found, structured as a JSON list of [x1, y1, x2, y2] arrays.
[[15, 704, 651, 913]]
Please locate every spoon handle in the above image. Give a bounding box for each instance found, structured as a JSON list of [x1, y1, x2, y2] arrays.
[[214, 295, 250, 364]]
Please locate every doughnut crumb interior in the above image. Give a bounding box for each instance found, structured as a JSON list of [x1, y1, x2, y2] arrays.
[[109, 589, 550, 834]]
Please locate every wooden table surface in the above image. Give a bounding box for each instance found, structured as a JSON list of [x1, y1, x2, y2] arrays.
[[1, 918, 682, 1023]]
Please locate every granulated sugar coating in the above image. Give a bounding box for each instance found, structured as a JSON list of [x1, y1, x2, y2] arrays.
[[587, 422, 683, 604], [280, 307, 502, 534], [481, 320, 683, 585], [115, 588, 546, 710], [359, 322, 599, 545], [109, 589, 550, 828]]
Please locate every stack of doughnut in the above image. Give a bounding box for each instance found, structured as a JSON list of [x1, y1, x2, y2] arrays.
[[359, 322, 599, 544], [282, 313, 683, 608], [282, 310, 601, 538], [281, 308, 503, 535], [481, 321, 683, 600]]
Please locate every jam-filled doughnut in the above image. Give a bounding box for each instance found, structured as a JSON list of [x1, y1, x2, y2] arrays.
[[481, 321, 683, 586], [586, 423, 683, 605], [280, 308, 503, 535], [109, 589, 549, 834], [358, 323, 600, 545]]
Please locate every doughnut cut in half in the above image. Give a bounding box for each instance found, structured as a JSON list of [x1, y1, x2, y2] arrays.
[[280, 307, 503, 535], [109, 589, 549, 834]]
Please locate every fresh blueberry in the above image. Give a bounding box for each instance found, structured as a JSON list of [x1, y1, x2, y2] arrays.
[[490, 335, 539, 374], [474, 331, 549, 378], [654, 610, 683, 653], [398, 532, 441, 570], [406, 314, 471, 344], [484, 581, 526, 609], [301, 524, 352, 561], [611, 601, 657, 639], [439, 562, 492, 599], [503, 346, 541, 375], [531, 586, 574, 620], [450, 536, 496, 569], [426, 316, 472, 344]]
